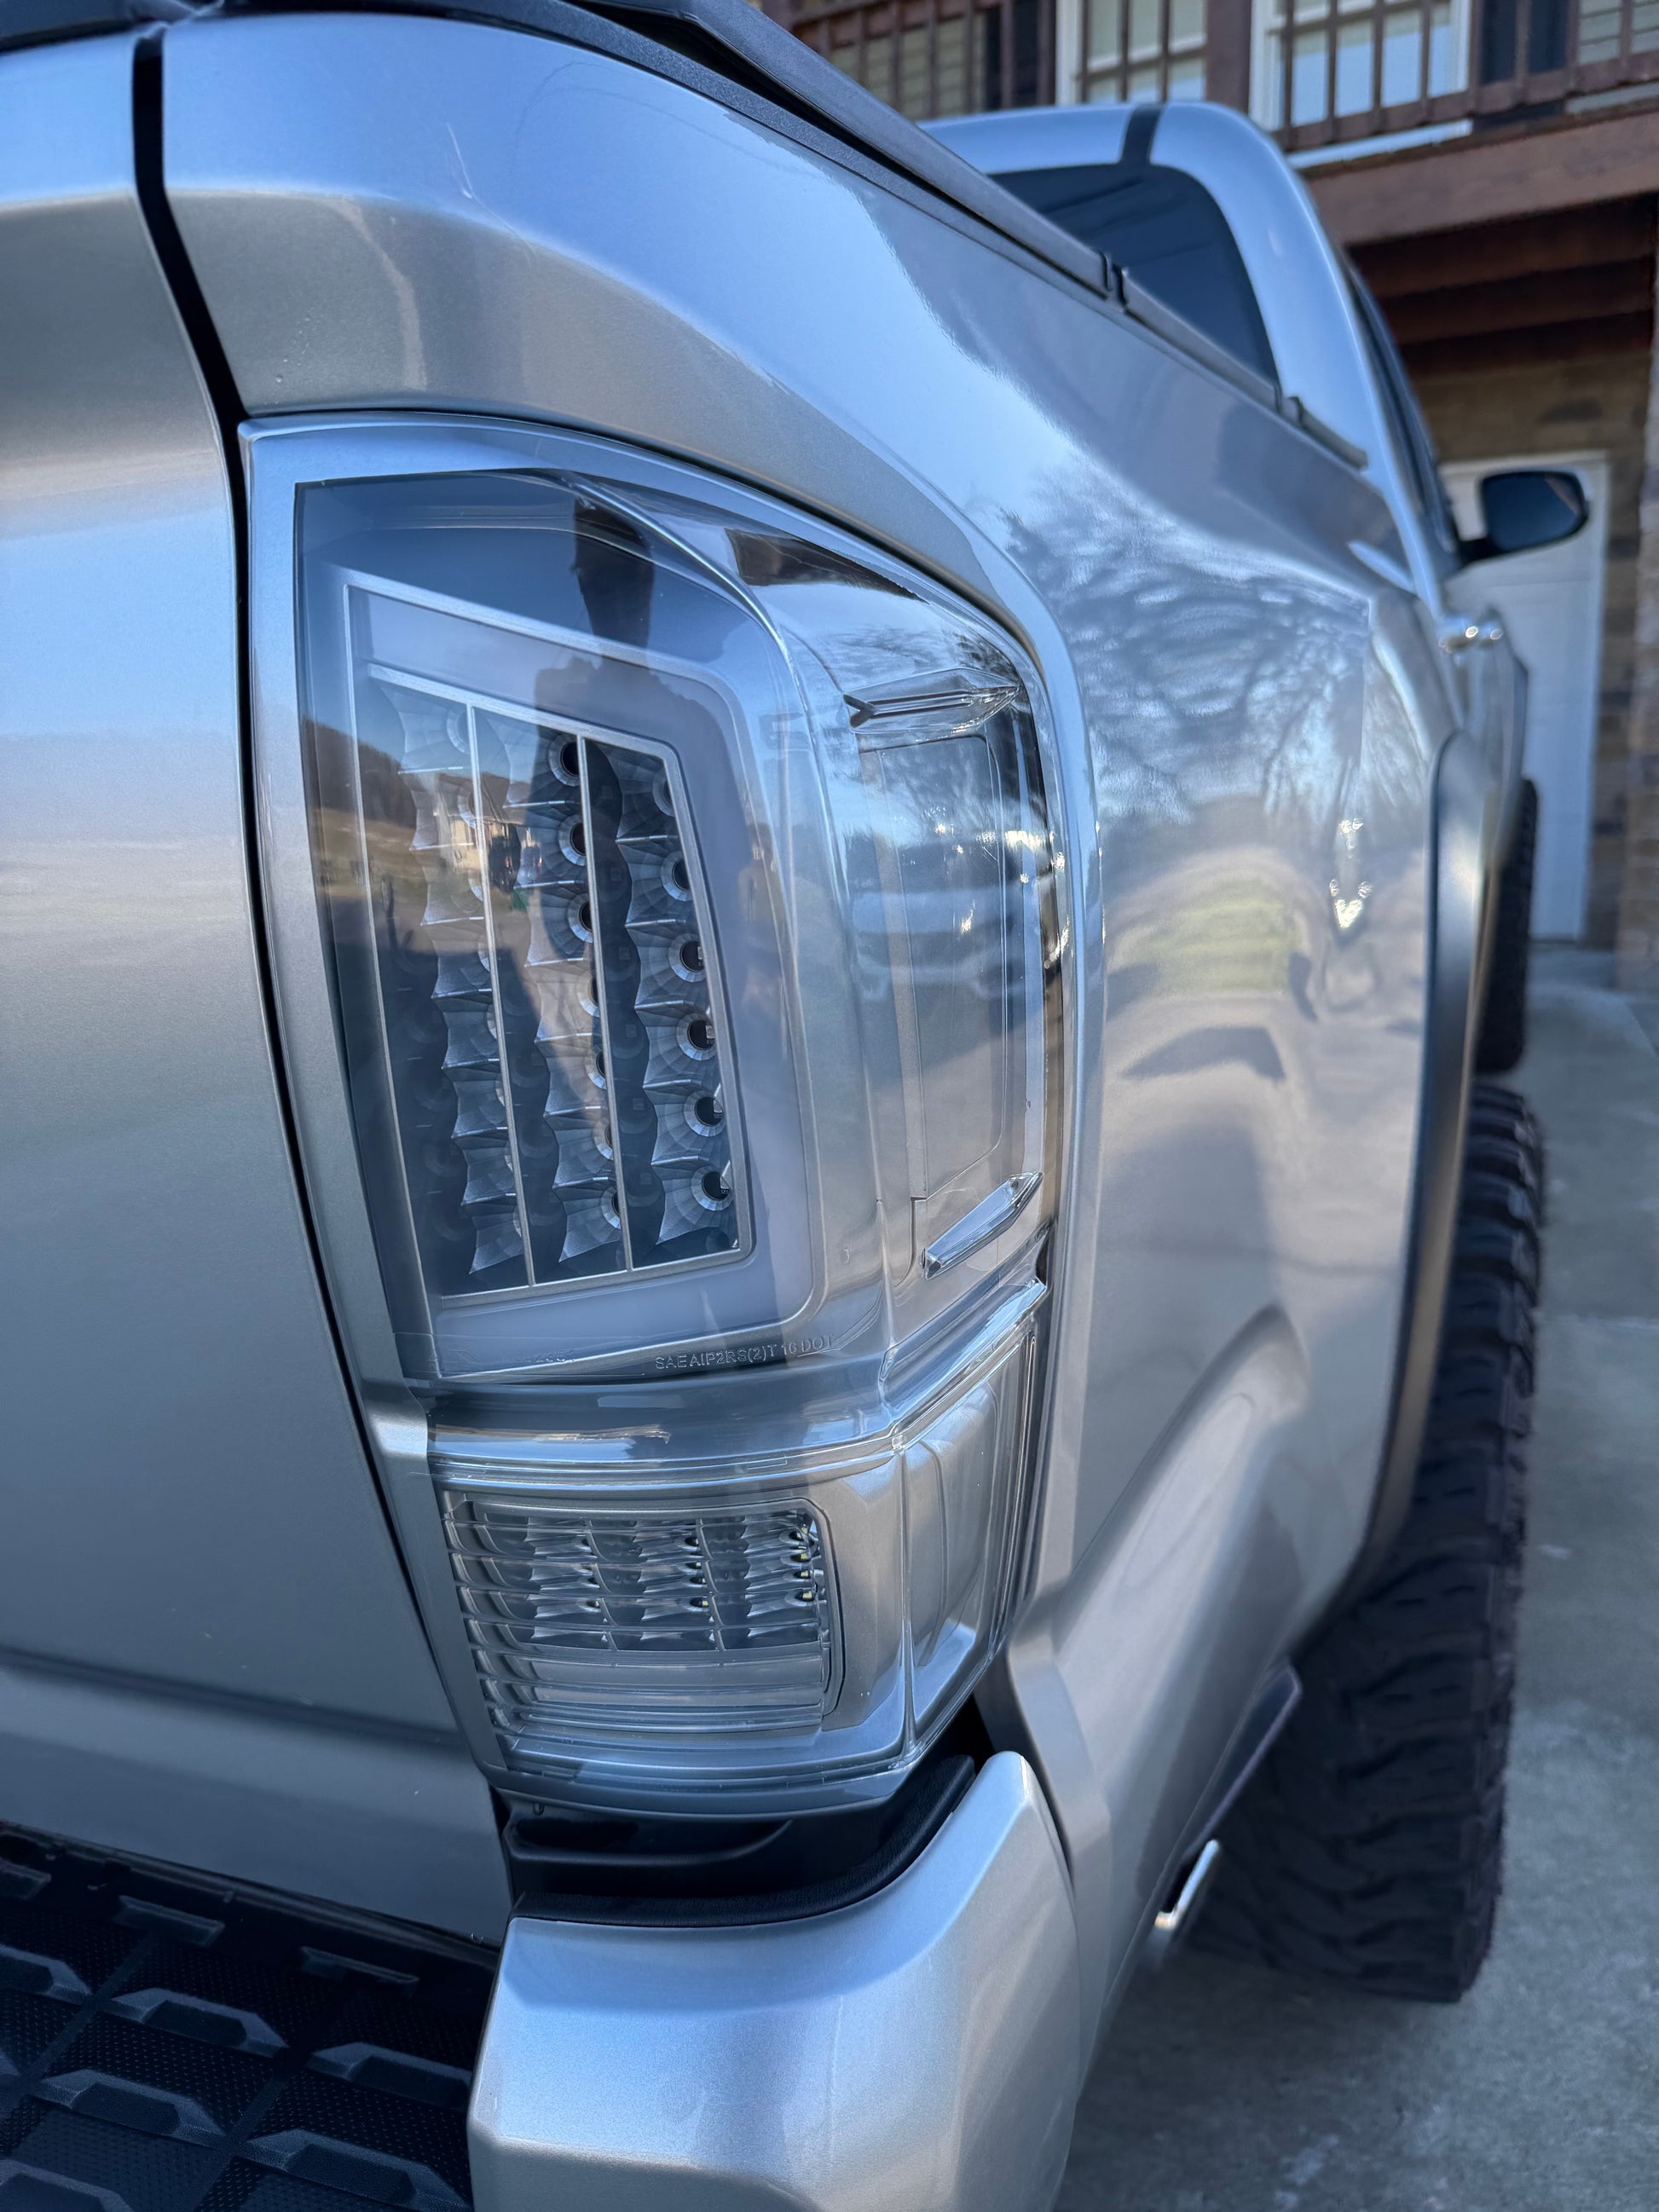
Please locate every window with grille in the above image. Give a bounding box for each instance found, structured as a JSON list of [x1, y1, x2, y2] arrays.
[[1080, 0, 1207, 100], [795, 0, 1048, 120], [1250, 0, 1470, 130], [1577, 0, 1659, 64]]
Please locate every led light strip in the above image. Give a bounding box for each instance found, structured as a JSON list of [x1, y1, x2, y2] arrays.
[[574, 731, 634, 1271], [468, 699, 538, 1277], [369, 667, 743, 1296]]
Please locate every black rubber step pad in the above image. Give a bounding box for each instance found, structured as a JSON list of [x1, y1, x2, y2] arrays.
[[0, 1832, 494, 2212]]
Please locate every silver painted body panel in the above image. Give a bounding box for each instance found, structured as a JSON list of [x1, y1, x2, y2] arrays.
[[928, 101, 1448, 602], [0, 32, 508, 1942], [470, 1754, 1080, 2212], [0, 1655, 506, 1941], [160, 4, 1465, 2034], [0, 12, 1524, 2199]]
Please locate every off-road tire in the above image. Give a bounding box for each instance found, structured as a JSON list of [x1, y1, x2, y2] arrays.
[[1196, 1083, 1541, 2001], [1476, 777, 1538, 1076]]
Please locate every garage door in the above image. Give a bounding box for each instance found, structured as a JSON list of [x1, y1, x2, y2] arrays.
[[1444, 453, 1610, 941]]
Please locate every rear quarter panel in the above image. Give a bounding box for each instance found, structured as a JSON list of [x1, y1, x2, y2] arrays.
[[159, 10, 1448, 2026]]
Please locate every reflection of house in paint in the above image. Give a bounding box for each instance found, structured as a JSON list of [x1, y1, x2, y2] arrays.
[[777, 0, 1659, 980]]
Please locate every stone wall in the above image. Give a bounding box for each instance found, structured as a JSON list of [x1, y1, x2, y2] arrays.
[[1412, 348, 1654, 950]]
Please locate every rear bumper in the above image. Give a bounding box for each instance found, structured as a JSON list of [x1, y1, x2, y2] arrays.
[[467, 1752, 1081, 2212]]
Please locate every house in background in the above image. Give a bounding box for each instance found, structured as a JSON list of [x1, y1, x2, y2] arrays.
[[777, 0, 1659, 984]]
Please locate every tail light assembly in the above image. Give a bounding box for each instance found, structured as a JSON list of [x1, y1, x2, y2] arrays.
[[251, 422, 1065, 1816]]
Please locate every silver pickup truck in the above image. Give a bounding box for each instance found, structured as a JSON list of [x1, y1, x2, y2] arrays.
[[0, 5, 1575, 2208]]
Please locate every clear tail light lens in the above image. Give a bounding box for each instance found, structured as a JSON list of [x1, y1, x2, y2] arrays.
[[436, 1318, 1036, 1799], [445, 1495, 836, 1738], [281, 442, 1063, 1811], [351, 684, 740, 1296]]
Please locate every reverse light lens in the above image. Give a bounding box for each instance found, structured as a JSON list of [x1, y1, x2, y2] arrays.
[[436, 1315, 1036, 1798], [286, 448, 1062, 1810], [445, 1495, 835, 1738]]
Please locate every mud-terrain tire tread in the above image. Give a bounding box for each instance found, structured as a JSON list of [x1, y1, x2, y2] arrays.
[[1476, 778, 1538, 1076], [1195, 1083, 1540, 2001]]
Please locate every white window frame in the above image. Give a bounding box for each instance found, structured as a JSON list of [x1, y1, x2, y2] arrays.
[[1247, 0, 1471, 130]]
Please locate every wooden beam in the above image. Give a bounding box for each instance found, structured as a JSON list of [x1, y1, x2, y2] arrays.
[[1355, 199, 1657, 298], [1401, 310, 1654, 378], [1384, 258, 1656, 344], [1308, 105, 1659, 245]]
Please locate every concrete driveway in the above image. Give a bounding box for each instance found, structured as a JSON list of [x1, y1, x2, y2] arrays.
[[1059, 947, 1659, 2212]]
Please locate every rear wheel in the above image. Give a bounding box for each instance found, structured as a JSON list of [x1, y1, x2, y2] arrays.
[[1196, 1084, 1541, 2001], [1476, 778, 1538, 1076]]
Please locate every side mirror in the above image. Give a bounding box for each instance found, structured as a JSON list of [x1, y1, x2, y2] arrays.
[[1462, 469, 1588, 563]]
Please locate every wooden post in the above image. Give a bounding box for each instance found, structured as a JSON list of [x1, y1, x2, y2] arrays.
[[1206, 0, 1253, 109]]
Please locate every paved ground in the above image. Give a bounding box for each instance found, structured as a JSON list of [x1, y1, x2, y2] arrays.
[[1059, 947, 1659, 2212]]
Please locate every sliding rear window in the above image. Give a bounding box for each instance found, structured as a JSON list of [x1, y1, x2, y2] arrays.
[[992, 159, 1276, 387]]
